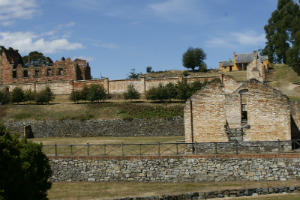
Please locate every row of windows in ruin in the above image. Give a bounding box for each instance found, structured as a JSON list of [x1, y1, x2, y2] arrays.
[[12, 68, 65, 79]]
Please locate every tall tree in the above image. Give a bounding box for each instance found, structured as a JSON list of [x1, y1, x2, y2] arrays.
[[263, 0, 300, 74], [182, 47, 206, 71]]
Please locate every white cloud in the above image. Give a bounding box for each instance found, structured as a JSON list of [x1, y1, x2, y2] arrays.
[[0, 0, 37, 25], [206, 31, 266, 48], [232, 31, 266, 45], [0, 31, 84, 54]]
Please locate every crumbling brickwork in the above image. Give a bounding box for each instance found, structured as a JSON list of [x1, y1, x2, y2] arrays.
[[0, 47, 91, 86], [185, 60, 292, 142]]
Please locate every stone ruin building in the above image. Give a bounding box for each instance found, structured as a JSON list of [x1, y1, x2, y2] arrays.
[[185, 51, 300, 143], [0, 46, 91, 85]]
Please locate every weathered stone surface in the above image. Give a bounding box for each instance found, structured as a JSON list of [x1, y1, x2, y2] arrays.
[[185, 76, 291, 143], [3, 118, 183, 137], [50, 157, 300, 182]]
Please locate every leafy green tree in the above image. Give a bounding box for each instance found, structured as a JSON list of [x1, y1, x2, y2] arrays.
[[146, 66, 153, 73], [0, 88, 10, 105], [128, 68, 142, 79], [263, 0, 300, 74], [70, 90, 82, 103], [0, 124, 52, 200], [22, 51, 53, 65], [165, 83, 177, 99], [11, 87, 24, 104], [87, 84, 107, 103], [35, 87, 54, 104], [124, 85, 140, 99], [24, 90, 35, 102], [182, 47, 207, 71], [80, 86, 90, 101], [176, 81, 192, 100]]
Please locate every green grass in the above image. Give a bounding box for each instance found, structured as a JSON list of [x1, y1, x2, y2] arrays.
[[48, 180, 299, 200], [0, 102, 184, 121]]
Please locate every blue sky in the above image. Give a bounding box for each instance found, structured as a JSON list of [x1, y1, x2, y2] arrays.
[[0, 0, 277, 79]]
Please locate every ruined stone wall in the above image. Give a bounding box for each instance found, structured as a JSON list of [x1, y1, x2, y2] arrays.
[[3, 118, 183, 137], [291, 102, 300, 132], [50, 155, 300, 182], [109, 79, 145, 94], [244, 80, 290, 141], [184, 80, 228, 143]]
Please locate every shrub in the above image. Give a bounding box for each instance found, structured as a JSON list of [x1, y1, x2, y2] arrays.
[[0, 88, 10, 105], [35, 87, 54, 104], [87, 84, 107, 103], [176, 81, 192, 100], [11, 87, 24, 104], [165, 83, 177, 99], [70, 90, 81, 103], [24, 90, 35, 102], [124, 85, 140, 99], [146, 84, 169, 101], [0, 124, 52, 200], [80, 86, 90, 101]]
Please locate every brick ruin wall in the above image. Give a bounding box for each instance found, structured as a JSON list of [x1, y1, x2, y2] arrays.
[[244, 80, 290, 141], [184, 78, 292, 143]]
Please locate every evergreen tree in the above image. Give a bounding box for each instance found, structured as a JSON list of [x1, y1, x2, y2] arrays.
[[263, 0, 300, 74]]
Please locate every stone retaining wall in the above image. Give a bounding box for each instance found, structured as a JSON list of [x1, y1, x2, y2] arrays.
[[3, 118, 184, 137], [50, 156, 300, 182]]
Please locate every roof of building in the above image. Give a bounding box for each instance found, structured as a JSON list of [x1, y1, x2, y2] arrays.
[[220, 61, 233, 67], [236, 53, 253, 63]]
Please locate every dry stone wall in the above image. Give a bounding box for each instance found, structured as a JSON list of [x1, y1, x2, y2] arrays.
[[50, 156, 300, 182], [3, 118, 183, 137]]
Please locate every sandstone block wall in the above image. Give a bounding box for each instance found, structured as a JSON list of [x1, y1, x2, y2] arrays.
[[3, 118, 184, 137], [245, 80, 290, 141], [50, 156, 300, 182], [185, 77, 291, 143]]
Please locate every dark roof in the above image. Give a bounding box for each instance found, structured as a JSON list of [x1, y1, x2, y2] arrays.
[[220, 61, 233, 67], [236, 53, 253, 63]]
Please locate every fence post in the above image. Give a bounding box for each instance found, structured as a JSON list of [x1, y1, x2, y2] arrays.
[[87, 143, 90, 156], [176, 143, 179, 155], [235, 140, 239, 155], [121, 143, 124, 157], [55, 144, 57, 157], [214, 142, 218, 154], [158, 142, 161, 156], [104, 144, 107, 155], [278, 140, 281, 154]]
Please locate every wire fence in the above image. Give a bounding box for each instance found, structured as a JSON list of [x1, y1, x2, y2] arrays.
[[42, 139, 300, 157]]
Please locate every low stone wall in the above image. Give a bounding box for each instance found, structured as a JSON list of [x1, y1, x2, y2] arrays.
[[3, 118, 183, 137], [115, 186, 300, 200], [50, 155, 300, 182]]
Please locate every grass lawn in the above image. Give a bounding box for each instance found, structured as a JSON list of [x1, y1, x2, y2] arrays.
[[48, 180, 300, 200], [0, 102, 184, 121]]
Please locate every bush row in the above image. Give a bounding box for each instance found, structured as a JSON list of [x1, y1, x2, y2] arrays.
[[70, 84, 107, 103], [0, 87, 54, 105], [146, 80, 207, 101]]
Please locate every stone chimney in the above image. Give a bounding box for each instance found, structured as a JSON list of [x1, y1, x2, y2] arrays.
[[233, 52, 237, 65], [253, 50, 258, 60]]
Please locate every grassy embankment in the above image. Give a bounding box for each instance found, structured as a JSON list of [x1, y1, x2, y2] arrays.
[[48, 180, 299, 200]]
